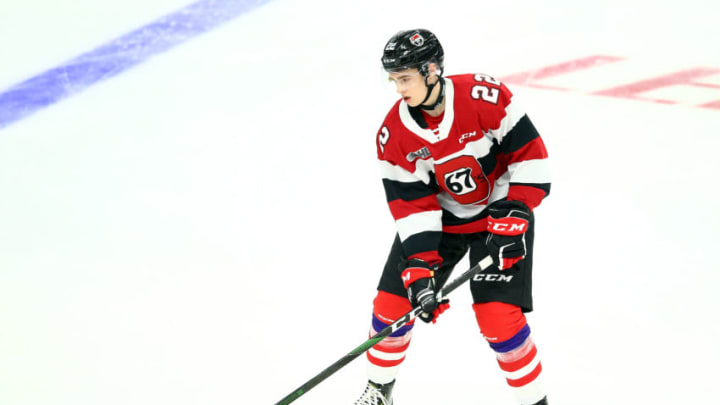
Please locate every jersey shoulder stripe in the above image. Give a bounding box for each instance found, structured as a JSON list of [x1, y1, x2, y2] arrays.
[[499, 114, 541, 154]]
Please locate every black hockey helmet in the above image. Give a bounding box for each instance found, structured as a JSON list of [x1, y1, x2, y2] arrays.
[[381, 29, 444, 76]]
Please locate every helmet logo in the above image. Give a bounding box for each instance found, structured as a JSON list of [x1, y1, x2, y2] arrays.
[[410, 33, 424, 46], [385, 42, 397, 51]]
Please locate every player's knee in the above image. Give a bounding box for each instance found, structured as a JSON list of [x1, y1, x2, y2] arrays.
[[373, 290, 412, 325], [472, 302, 526, 343]]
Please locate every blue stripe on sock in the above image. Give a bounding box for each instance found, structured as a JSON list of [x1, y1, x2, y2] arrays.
[[489, 324, 531, 353], [372, 315, 413, 337], [0, 0, 271, 130]]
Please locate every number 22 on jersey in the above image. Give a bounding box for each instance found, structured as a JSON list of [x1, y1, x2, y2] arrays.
[[471, 74, 501, 105]]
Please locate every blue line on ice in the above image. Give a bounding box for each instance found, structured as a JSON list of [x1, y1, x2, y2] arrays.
[[0, 0, 270, 130]]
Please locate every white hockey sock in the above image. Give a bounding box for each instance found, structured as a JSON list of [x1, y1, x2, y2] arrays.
[[494, 329, 545, 405], [366, 316, 413, 384]]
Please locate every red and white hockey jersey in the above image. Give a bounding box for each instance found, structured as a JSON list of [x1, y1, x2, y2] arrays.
[[376, 74, 551, 266]]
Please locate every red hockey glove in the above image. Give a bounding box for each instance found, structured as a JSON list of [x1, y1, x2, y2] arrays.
[[401, 258, 450, 323], [486, 200, 532, 271]]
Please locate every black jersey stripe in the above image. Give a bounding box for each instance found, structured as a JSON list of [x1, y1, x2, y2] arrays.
[[477, 141, 500, 176], [509, 182, 552, 197], [441, 208, 488, 227], [383, 178, 436, 202], [500, 114, 540, 154], [402, 230, 443, 257]]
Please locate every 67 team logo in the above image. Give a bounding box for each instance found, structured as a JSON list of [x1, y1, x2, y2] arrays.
[[435, 155, 490, 205]]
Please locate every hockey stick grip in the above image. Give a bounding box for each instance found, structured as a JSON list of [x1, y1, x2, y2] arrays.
[[274, 255, 493, 405]]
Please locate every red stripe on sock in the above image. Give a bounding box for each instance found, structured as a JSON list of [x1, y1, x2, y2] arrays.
[[507, 362, 542, 387], [367, 352, 406, 368]]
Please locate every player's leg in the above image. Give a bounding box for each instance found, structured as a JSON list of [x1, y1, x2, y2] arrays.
[[356, 233, 467, 404], [365, 235, 414, 391], [468, 219, 548, 405]]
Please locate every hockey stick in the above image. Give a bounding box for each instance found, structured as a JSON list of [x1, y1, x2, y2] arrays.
[[274, 255, 494, 405]]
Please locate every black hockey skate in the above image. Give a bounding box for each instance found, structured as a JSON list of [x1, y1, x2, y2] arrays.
[[353, 380, 394, 405]]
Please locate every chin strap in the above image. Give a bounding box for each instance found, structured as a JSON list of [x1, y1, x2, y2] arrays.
[[419, 76, 445, 111]]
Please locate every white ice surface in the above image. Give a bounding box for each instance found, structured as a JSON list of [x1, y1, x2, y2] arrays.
[[1, 0, 719, 404]]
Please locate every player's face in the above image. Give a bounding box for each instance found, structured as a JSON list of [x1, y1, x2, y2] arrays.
[[388, 69, 426, 106]]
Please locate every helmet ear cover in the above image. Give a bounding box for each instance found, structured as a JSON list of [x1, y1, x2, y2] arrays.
[[418, 61, 442, 78]]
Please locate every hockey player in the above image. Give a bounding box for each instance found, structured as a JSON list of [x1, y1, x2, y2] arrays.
[[354, 29, 551, 405]]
